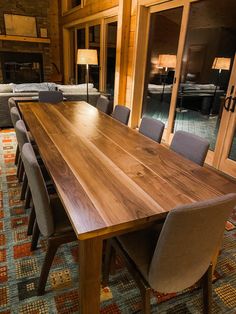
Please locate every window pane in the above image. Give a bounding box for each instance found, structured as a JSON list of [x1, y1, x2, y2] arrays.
[[77, 28, 86, 84], [106, 22, 117, 95], [71, 0, 81, 8]]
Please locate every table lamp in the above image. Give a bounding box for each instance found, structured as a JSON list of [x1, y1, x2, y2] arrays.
[[157, 54, 176, 101], [77, 49, 98, 103]]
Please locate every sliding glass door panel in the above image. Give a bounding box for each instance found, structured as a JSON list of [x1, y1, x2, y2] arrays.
[[142, 7, 183, 127], [173, 0, 236, 153]]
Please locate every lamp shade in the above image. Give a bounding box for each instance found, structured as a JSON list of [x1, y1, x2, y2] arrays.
[[212, 57, 231, 71], [77, 49, 98, 65], [157, 54, 177, 69]]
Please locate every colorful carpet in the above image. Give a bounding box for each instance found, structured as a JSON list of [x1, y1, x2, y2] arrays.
[[0, 129, 236, 313]]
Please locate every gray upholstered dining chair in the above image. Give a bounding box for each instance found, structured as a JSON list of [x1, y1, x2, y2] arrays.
[[96, 95, 110, 114], [103, 193, 236, 313], [10, 107, 24, 180], [38, 90, 63, 103], [9, 102, 20, 166], [112, 105, 130, 125], [8, 97, 17, 111], [21, 142, 77, 295], [139, 117, 165, 143], [15, 119, 54, 233], [170, 130, 210, 166]]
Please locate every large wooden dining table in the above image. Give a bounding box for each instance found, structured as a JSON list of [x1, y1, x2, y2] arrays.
[[19, 101, 236, 313]]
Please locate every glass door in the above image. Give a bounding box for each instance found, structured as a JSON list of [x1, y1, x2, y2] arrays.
[[89, 24, 101, 90], [76, 27, 86, 84], [170, 0, 236, 165], [105, 20, 117, 96], [142, 6, 183, 128]]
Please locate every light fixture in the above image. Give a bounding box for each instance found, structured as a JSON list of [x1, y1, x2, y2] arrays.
[[212, 57, 231, 73], [157, 54, 177, 71], [157, 54, 176, 101], [77, 49, 98, 103]]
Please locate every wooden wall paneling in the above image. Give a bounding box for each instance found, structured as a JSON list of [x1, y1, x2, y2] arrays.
[[61, 0, 119, 25], [63, 27, 74, 83], [129, 5, 150, 128], [49, 0, 61, 75], [113, 0, 132, 107]]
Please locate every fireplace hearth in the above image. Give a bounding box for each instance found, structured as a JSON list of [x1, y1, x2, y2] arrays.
[[0, 52, 44, 83]]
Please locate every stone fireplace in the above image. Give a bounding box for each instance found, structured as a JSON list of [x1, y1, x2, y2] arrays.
[[0, 52, 44, 83], [0, 0, 61, 83]]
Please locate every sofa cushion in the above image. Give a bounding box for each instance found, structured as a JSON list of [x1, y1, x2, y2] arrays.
[[10, 82, 56, 93], [57, 83, 95, 93], [0, 84, 13, 93]]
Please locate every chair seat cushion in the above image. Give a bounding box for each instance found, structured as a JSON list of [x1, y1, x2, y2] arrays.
[[51, 197, 74, 235], [118, 224, 162, 280]]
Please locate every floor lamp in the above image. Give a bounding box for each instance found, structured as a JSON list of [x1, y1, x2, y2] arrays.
[[212, 57, 231, 113], [157, 54, 176, 101], [77, 49, 98, 103]]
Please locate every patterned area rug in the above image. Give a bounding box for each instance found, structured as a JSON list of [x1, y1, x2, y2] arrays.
[[0, 129, 236, 313]]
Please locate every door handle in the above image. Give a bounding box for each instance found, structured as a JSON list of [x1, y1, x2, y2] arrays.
[[224, 96, 232, 111], [230, 97, 236, 113]]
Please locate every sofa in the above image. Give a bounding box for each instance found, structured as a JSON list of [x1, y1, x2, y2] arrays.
[[0, 82, 100, 127]]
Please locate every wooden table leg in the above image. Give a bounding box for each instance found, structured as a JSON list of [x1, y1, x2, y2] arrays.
[[79, 237, 103, 314]]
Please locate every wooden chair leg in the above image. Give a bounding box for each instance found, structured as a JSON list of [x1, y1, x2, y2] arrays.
[[37, 238, 59, 296], [140, 286, 151, 314], [37, 233, 76, 295], [16, 157, 22, 179], [31, 220, 40, 251], [202, 264, 212, 314], [25, 187, 31, 210], [102, 239, 116, 287], [20, 174, 28, 200], [27, 205, 35, 236], [15, 144, 19, 165], [18, 161, 24, 182]]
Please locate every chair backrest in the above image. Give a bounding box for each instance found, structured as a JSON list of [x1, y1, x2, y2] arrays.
[[38, 91, 63, 103], [112, 105, 130, 125], [10, 107, 21, 128], [96, 95, 110, 114], [21, 143, 54, 237], [8, 98, 17, 111], [170, 130, 210, 166], [139, 117, 165, 143], [148, 193, 236, 293], [15, 120, 30, 152]]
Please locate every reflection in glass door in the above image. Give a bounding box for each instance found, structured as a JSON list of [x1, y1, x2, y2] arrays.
[[89, 24, 100, 90], [172, 0, 236, 154], [142, 7, 183, 126]]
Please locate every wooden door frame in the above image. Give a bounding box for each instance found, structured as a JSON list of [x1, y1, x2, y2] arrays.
[[216, 55, 236, 176], [130, 0, 197, 143]]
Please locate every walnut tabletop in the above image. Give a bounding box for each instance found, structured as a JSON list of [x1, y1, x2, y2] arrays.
[[19, 101, 236, 313]]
